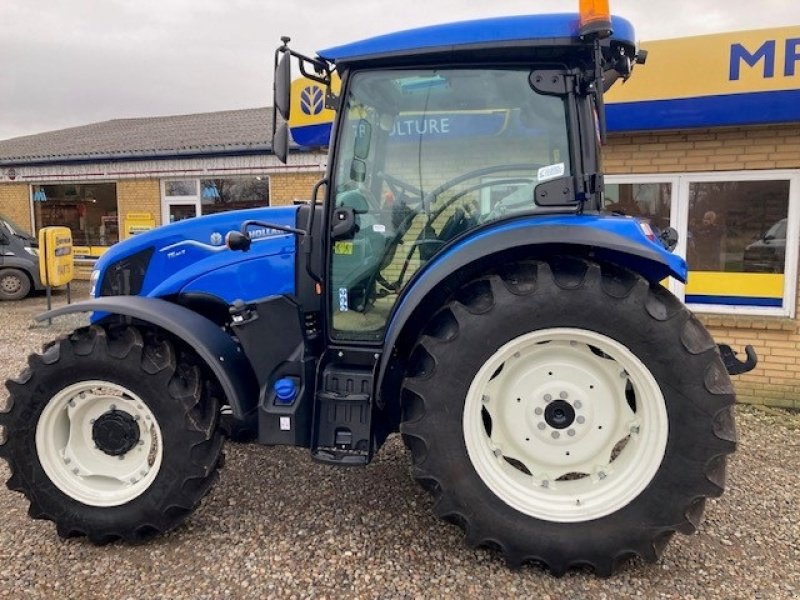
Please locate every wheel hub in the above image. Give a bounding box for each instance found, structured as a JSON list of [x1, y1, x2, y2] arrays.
[[92, 409, 140, 456], [1, 275, 20, 293], [544, 399, 575, 430]]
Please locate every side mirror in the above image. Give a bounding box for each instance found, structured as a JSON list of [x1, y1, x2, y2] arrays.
[[350, 159, 367, 183], [659, 227, 679, 252], [353, 119, 372, 159], [225, 230, 252, 252], [273, 121, 290, 164], [275, 51, 292, 120], [331, 206, 357, 240]]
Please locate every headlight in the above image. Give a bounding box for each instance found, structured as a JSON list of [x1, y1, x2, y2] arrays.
[[89, 269, 100, 298], [24, 246, 39, 257]]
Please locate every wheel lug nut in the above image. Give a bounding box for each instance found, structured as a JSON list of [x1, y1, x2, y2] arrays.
[[568, 429, 576, 437], [598, 471, 607, 480], [560, 391, 568, 399], [544, 394, 552, 402], [574, 401, 582, 409], [537, 422, 546, 430], [118, 455, 125, 460], [64, 457, 71, 464], [72, 468, 79, 475], [577, 416, 586, 424], [534, 407, 543, 416], [551, 431, 560, 439]]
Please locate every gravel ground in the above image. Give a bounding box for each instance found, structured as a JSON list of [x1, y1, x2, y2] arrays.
[[0, 286, 798, 598]]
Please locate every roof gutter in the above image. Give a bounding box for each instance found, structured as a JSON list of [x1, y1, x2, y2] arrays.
[[0, 143, 313, 169]]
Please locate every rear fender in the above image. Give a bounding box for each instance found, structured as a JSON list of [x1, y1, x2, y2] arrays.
[[376, 217, 687, 410], [36, 296, 258, 424]]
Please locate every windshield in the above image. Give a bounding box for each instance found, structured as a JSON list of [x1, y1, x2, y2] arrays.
[[0, 215, 33, 240], [765, 219, 787, 240], [330, 67, 572, 340]]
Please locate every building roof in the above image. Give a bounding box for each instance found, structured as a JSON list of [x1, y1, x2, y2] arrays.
[[0, 107, 276, 166]]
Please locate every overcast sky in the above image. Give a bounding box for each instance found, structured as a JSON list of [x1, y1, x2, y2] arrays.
[[1, 0, 797, 141]]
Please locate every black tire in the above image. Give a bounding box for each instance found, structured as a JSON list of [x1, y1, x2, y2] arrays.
[[0, 268, 31, 300], [400, 257, 736, 576], [0, 325, 224, 542]]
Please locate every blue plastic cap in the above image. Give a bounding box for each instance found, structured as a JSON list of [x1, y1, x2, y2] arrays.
[[274, 378, 298, 404]]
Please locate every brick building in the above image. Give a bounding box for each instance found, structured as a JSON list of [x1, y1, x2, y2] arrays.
[[0, 25, 798, 408], [0, 108, 325, 276]]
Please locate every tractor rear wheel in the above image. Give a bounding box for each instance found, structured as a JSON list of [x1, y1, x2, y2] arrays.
[[0, 325, 223, 542], [400, 257, 736, 575]]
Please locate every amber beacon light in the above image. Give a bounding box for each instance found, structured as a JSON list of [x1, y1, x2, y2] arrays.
[[579, 0, 612, 38]]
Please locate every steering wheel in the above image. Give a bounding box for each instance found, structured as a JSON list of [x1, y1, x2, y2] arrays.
[[422, 163, 540, 211]]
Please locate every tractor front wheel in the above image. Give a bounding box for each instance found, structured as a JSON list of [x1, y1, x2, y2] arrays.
[[0, 325, 223, 542], [400, 257, 736, 575]]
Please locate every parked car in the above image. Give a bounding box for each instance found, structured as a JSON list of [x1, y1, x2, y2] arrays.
[[743, 218, 787, 273], [0, 214, 44, 300]]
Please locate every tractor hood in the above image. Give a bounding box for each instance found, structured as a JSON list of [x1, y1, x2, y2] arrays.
[[93, 206, 300, 304]]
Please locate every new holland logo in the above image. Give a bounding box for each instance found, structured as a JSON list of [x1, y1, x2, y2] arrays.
[[300, 85, 325, 116]]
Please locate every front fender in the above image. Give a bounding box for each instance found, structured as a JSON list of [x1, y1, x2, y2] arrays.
[[36, 296, 258, 424], [376, 216, 687, 406]]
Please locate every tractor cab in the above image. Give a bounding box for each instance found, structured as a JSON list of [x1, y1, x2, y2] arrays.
[[271, 13, 644, 342]]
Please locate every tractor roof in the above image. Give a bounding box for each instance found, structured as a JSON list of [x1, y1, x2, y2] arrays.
[[317, 13, 635, 66]]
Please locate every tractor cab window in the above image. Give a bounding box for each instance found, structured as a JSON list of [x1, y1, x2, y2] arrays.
[[330, 68, 572, 341]]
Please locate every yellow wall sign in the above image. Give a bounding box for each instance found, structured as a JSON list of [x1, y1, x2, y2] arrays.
[[607, 26, 800, 104], [288, 74, 341, 147], [123, 212, 156, 239], [38, 226, 74, 287], [606, 26, 800, 130]]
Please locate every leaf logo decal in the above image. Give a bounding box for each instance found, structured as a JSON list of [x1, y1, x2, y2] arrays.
[[300, 86, 325, 116]]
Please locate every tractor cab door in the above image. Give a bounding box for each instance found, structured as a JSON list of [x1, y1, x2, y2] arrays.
[[327, 67, 574, 343]]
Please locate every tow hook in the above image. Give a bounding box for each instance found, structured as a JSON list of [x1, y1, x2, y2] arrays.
[[718, 344, 758, 375]]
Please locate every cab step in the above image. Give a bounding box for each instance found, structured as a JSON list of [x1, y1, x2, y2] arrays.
[[311, 366, 373, 465]]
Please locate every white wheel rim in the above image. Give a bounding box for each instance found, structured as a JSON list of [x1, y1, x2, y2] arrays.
[[463, 328, 668, 522], [36, 380, 164, 507]]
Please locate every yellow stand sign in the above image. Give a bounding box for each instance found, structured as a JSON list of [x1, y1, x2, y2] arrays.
[[38, 226, 74, 322]]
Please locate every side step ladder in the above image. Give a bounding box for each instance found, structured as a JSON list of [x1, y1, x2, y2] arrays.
[[311, 366, 373, 465]]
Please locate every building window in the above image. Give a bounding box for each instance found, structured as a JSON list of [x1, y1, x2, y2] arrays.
[[32, 183, 119, 246], [162, 176, 269, 223], [164, 179, 198, 198], [200, 177, 269, 215], [686, 179, 791, 309], [604, 182, 673, 231], [607, 172, 799, 317]]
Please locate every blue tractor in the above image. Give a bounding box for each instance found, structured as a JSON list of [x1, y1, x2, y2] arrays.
[[0, 5, 756, 575]]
